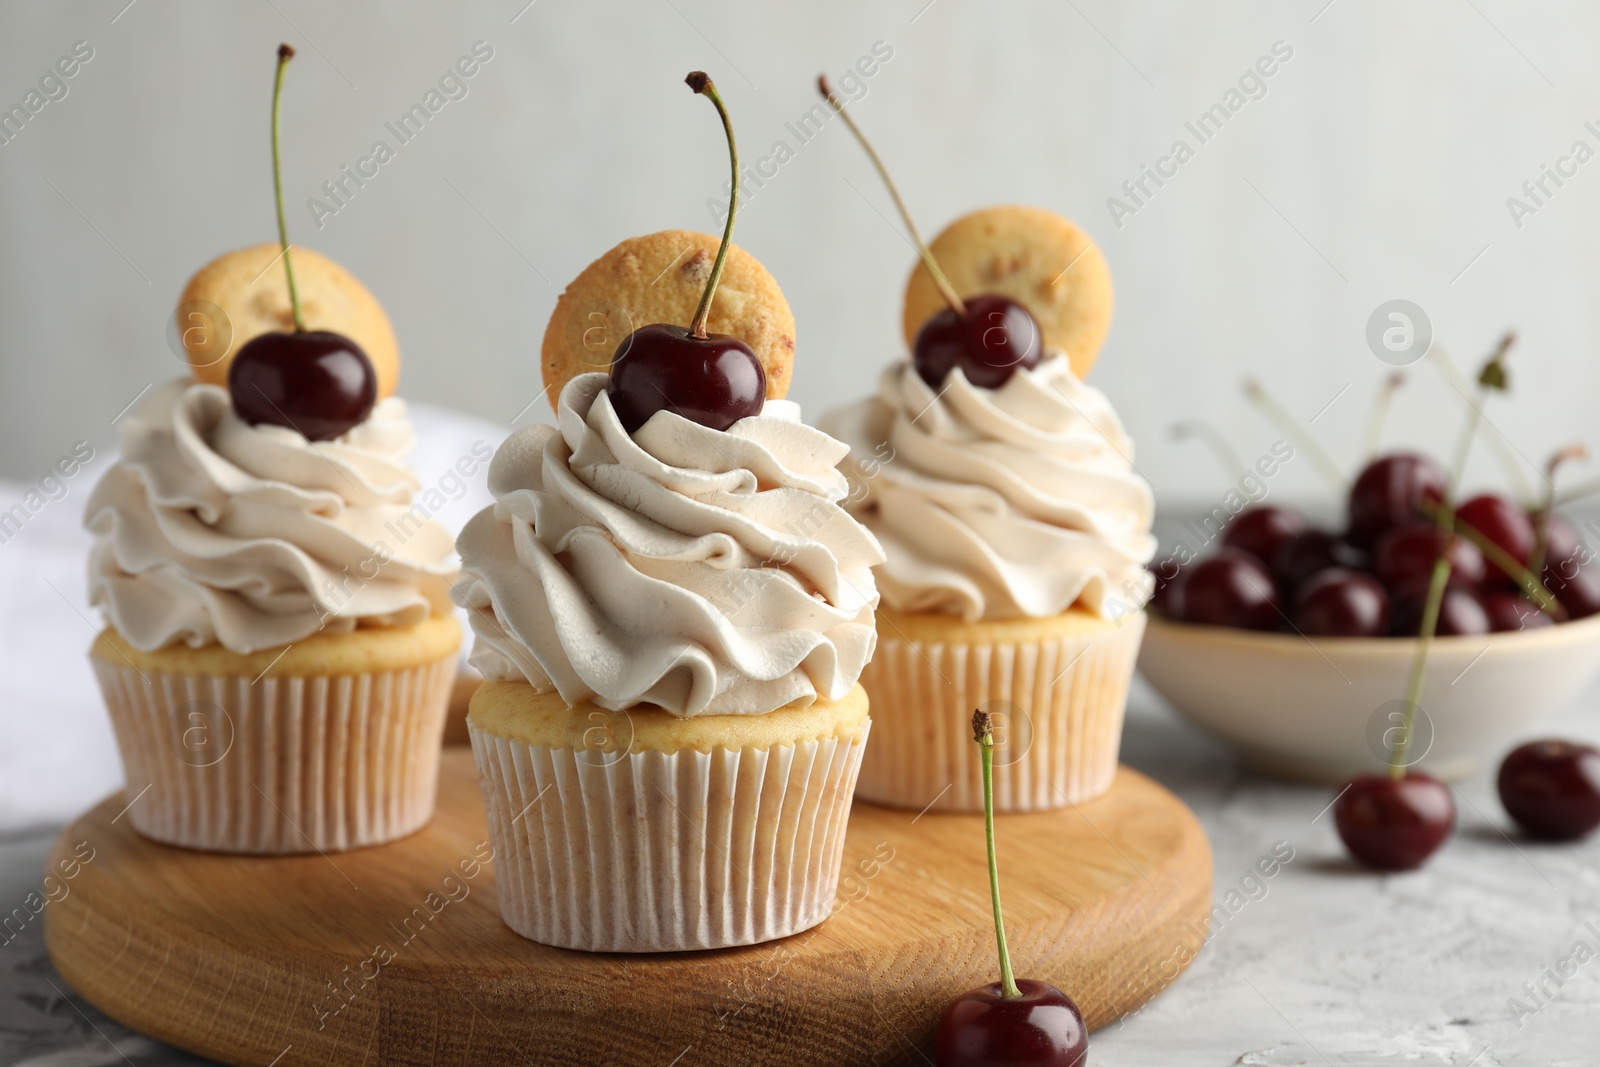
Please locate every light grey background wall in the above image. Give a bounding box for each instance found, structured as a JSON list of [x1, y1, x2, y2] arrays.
[[2, 0, 1596, 513]]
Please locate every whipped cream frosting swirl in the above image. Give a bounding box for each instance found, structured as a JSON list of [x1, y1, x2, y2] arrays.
[[820, 352, 1155, 622], [86, 380, 458, 654], [454, 373, 883, 717]]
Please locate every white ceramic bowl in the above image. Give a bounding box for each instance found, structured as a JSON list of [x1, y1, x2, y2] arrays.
[[1137, 613, 1600, 781]]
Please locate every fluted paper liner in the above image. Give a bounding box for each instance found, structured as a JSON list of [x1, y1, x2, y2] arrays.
[[470, 720, 869, 952], [857, 612, 1145, 812], [92, 653, 458, 853]]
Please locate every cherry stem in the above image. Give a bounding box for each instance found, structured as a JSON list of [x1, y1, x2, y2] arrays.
[[971, 710, 1020, 999], [1362, 372, 1405, 460], [271, 44, 306, 334], [1444, 333, 1512, 508], [1424, 499, 1565, 620], [1532, 444, 1589, 574], [1241, 379, 1346, 492], [1427, 345, 1534, 505], [686, 72, 737, 340], [1392, 336, 1510, 778], [1390, 554, 1452, 778], [818, 75, 966, 318], [1170, 419, 1246, 482]]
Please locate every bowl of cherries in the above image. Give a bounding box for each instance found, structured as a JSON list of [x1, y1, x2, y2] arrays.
[[1139, 450, 1600, 781]]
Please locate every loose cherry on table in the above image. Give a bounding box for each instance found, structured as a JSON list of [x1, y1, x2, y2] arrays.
[[1221, 506, 1306, 569], [605, 73, 768, 435], [1373, 522, 1486, 591], [1346, 453, 1449, 549], [228, 44, 376, 442], [1180, 549, 1281, 631], [935, 711, 1088, 1067], [1334, 772, 1456, 871], [1293, 568, 1389, 637], [1497, 740, 1600, 841], [816, 77, 1043, 393], [1456, 493, 1534, 583]]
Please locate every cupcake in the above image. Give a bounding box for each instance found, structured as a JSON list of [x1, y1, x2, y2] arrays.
[[815, 87, 1152, 813], [82, 45, 460, 853], [458, 73, 883, 952]]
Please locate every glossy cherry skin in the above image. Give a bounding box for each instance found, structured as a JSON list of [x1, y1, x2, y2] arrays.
[[1481, 592, 1554, 632], [1181, 549, 1280, 630], [1544, 560, 1600, 620], [1272, 529, 1367, 595], [606, 323, 766, 434], [228, 330, 377, 441], [1497, 740, 1600, 841], [1293, 568, 1389, 637], [1456, 494, 1534, 584], [1346, 453, 1448, 549], [1373, 523, 1486, 591], [913, 295, 1043, 390], [1389, 581, 1490, 637], [934, 979, 1087, 1067], [1334, 772, 1455, 871], [1221, 506, 1306, 568]]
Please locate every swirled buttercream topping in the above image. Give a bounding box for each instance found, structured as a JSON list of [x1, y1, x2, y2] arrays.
[[454, 373, 883, 717], [820, 352, 1154, 622], [85, 380, 457, 654]]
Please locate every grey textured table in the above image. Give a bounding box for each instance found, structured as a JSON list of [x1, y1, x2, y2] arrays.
[[4, 677, 1594, 1067]]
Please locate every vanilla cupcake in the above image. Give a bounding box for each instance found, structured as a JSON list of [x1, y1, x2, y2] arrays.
[[816, 199, 1153, 812], [458, 365, 883, 951], [85, 217, 460, 854]]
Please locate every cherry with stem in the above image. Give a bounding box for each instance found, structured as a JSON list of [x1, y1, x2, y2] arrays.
[[605, 73, 767, 434], [1334, 338, 1514, 871], [818, 77, 1041, 390], [228, 44, 377, 442], [934, 711, 1087, 1067]]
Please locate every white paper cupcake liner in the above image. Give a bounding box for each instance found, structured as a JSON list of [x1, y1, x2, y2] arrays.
[[856, 613, 1145, 812], [469, 719, 869, 952], [92, 653, 458, 854]]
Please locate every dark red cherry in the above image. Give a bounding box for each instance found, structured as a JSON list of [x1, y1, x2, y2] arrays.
[[1481, 592, 1553, 632], [228, 329, 377, 441], [1497, 740, 1600, 841], [913, 295, 1043, 390], [935, 979, 1087, 1067], [1390, 581, 1490, 637], [606, 323, 766, 434], [1148, 562, 1186, 618], [1221, 506, 1306, 568], [1334, 772, 1454, 871], [1346, 453, 1448, 549], [1456, 494, 1534, 584], [1374, 523, 1486, 591], [1541, 513, 1582, 572], [1293, 568, 1389, 637], [1181, 549, 1280, 630], [1272, 529, 1367, 595], [1543, 560, 1600, 620]]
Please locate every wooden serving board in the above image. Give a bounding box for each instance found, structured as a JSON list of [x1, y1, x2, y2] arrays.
[[45, 749, 1211, 1067]]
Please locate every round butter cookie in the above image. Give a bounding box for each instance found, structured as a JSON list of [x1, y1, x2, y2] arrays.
[[901, 205, 1113, 380], [177, 243, 401, 399], [541, 230, 794, 411]]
